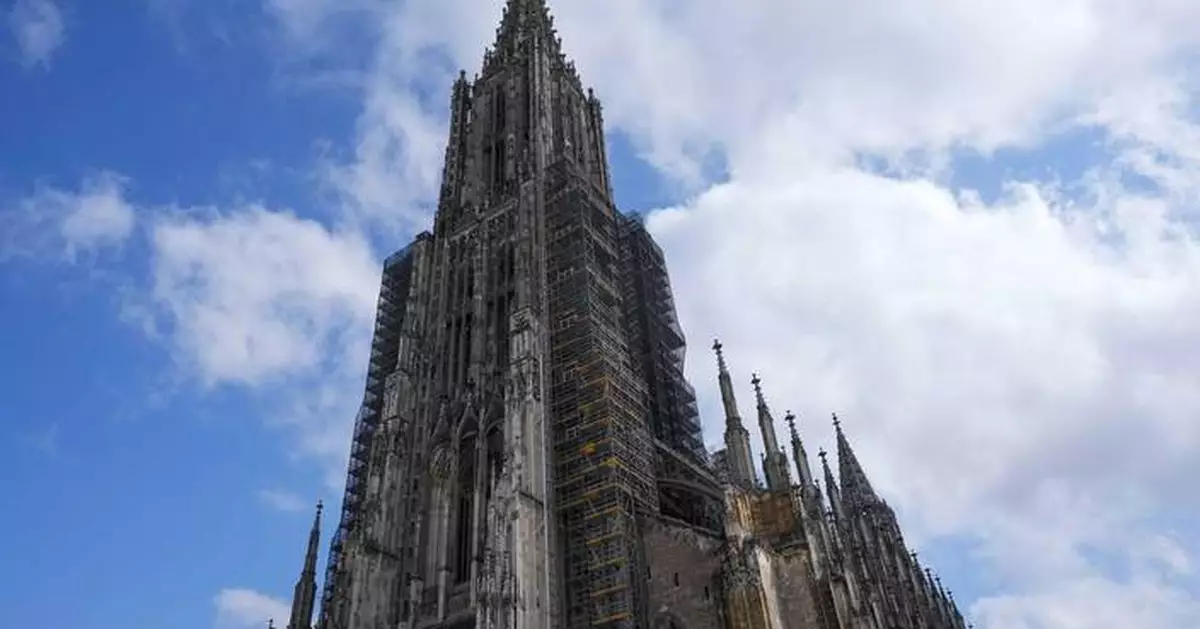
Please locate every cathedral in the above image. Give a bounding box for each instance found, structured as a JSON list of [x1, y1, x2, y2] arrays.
[[279, 1, 970, 628]]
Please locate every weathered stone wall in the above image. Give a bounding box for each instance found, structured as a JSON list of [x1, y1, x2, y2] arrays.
[[642, 516, 725, 629], [767, 552, 823, 629]]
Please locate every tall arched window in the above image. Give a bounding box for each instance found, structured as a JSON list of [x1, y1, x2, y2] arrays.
[[454, 435, 476, 583], [484, 426, 504, 502]]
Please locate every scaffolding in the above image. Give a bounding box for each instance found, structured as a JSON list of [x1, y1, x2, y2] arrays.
[[617, 214, 706, 464], [319, 237, 424, 628], [545, 164, 657, 629]]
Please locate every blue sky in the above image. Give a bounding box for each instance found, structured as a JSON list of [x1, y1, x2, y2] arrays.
[[3, 1, 1200, 629]]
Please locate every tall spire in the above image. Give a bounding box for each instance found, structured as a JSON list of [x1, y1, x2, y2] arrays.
[[750, 373, 791, 492], [819, 448, 844, 522], [834, 414, 879, 509], [713, 339, 756, 488], [785, 411, 815, 489], [287, 501, 323, 629], [750, 374, 781, 455]]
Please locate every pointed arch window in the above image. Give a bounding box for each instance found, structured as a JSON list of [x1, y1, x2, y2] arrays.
[[454, 435, 476, 583]]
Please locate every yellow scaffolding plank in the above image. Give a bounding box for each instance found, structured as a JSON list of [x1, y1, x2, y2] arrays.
[[586, 532, 622, 546], [592, 612, 631, 626], [589, 585, 626, 598], [586, 557, 624, 570]]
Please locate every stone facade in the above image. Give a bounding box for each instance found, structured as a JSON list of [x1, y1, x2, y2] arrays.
[[281, 2, 971, 629]]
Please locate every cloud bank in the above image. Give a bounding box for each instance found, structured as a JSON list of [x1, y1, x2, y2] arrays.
[[12, 1, 1200, 627]]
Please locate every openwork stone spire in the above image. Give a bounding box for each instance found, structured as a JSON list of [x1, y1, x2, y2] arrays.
[[834, 414, 880, 509]]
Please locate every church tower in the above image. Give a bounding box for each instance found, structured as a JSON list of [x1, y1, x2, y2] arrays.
[[317, 1, 660, 628], [304, 2, 973, 629]]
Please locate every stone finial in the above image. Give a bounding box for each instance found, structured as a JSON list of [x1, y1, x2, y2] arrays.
[[785, 411, 798, 437], [832, 412, 841, 430], [817, 448, 828, 462], [267, 619, 274, 629], [712, 338, 728, 371]]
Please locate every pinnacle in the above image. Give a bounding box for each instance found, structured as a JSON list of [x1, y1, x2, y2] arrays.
[[834, 413, 880, 507]]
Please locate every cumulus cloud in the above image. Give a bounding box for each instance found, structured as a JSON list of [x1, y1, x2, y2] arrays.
[[155, 0, 1200, 625], [1, 171, 136, 262], [138, 205, 381, 482], [649, 165, 1200, 620], [214, 588, 288, 629], [7, 0, 64, 69], [146, 206, 378, 386]]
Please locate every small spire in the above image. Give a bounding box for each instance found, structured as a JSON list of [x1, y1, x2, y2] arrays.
[[819, 447, 844, 521], [712, 337, 755, 488], [785, 410, 814, 489], [287, 500, 324, 629], [268, 620, 275, 629], [748, 372, 788, 490]]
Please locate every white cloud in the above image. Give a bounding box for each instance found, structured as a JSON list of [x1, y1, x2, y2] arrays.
[[138, 205, 380, 484], [214, 588, 289, 629], [258, 488, 309, 513], [7, 0, 64, 68], [146, 206, 378, 387], [974, 575, 1200, 629], [1, 171, 136, 262], [208, 0, 1200, 625]]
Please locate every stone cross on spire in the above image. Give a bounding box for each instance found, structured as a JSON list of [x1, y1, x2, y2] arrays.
[[712, 338, 728, 372]]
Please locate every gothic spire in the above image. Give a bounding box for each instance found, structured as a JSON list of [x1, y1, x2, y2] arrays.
[[834, 414, 879, 509], [484, 0, 562, 75], [785, 411, 815, 489], [713, 339, 756, 488], [819, 448, 844, 521], [287, 501, 323, 629], [751, 373, 791, 491], [750, 374, 781, 455]]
